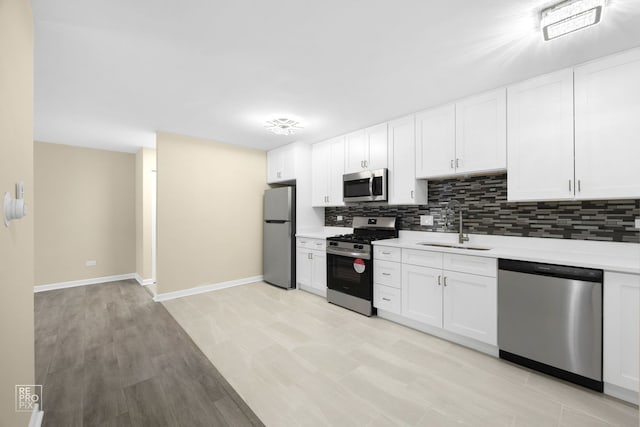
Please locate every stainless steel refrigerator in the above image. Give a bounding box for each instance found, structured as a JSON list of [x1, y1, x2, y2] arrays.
[[263, 186, 295, 289]]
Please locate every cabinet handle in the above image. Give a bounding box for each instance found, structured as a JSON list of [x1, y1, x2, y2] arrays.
[[308, 253, 312, 260], [437, 275, 441, 286], [569, 179, 572, 192], [410, 190, 414, 199], [443, 276, 448, 287], [382, 297, 391, 302], [450, 159, 454, 169], [578, 180, 581, 192], [364, 160, 368, 168], [455, 158, 460, 168], [382, 272, 391, 276], [382, 251, 391, 255], [360, 160, 364, 168], [300, 240, 307, 244]]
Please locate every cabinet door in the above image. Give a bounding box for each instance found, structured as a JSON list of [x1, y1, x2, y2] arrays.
[[267, 148, 283, 183], [388, 115, 425, 205], [327, 136, 345, 206], [401, 264, 442, 327], [311, 141, 329, 207], [296, 248, 312, 289], [344, 130, 367, 173], [575, 48, 640, 200], [310, 251, 327, 296], [455, 88, 506, 175], [507, 69, 575, 201], [415, 104, 455, 178], [442, 271, 497, 345], [365, 123, 388, 171], [604, 272, 639, 392]]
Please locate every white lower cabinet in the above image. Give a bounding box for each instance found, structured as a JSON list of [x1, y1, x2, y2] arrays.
[[442, 270, 497, 345], [373, 284, 401, 314], [603, 271, 640, 394], [401, 264, 443, 327], [374, 246, 497, 346], [296, 238, 327, 297], [373, 246, 402, 315]]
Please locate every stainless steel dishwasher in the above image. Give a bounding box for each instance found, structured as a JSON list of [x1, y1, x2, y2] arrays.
[[498, 259, 603, 392]]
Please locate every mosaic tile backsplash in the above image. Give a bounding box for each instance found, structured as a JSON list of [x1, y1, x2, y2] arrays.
[[325, 173, 640, 243]]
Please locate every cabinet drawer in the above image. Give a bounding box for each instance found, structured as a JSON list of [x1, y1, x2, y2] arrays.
[[374, 246, 401, 262], [402, 249, 443, 269], [443, 253, 496, 277], [374, 260, 401, 288], [297, 237, 326, 250], [374, 284, 401, 314]]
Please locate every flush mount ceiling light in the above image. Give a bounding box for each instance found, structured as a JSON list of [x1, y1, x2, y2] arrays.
[[541, 0, 605, 41], [265, 118, 303, 136]]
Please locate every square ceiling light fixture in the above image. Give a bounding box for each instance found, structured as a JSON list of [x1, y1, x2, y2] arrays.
[[541, 0, 605, 41], [265, 118, 303, 136]]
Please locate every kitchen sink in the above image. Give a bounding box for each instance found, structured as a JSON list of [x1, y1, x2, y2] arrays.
[[416, 242, 491, 251]]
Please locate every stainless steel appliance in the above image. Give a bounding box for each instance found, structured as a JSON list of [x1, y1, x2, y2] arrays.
[[326, 217, 397, 316], [263, 186, 295, 289], [343, 169, 387, 202], [498, 259, 603, 391]]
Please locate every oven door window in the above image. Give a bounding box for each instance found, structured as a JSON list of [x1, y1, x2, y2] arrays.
[[344, 178, 371, 198], [327, 254, 372, 300]]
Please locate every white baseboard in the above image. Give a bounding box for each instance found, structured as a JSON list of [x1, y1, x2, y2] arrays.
[[33, 273, 136, 293], [604, 383, 639, 405], [298, 285, 327, 298], [153, 275, 263, 302], [134, 273, 154, 286], [377, 309, 499, 357], [28, 404, 43, 427]]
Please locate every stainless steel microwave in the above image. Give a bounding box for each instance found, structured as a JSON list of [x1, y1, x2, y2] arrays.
[[343, 169, 387, 202]]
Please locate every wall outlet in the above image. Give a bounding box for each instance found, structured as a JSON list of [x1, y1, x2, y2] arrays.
[[635, 218, 640, 229], [337, 215, 343, 221], [85, 260, 97, 267], [420, 215, 434, 226]]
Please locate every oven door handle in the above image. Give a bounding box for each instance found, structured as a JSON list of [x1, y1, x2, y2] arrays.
[[326, 248, 371, 260]]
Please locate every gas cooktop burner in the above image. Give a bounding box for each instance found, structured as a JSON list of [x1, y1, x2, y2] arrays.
[[327, 217, 399, 246], [327, 234, 387, 245]]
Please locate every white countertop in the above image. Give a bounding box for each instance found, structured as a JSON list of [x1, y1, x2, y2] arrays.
[[373, 231, 640, 275]]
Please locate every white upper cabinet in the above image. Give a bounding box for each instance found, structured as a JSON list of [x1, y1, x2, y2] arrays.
[[416, 89, 506, 179], [388, 115, 427, 205], [365, 123, 388, 171], [416, 104, 455, 178], [344, 129, 367, 173], [311, 137, 345, 207], [344, 123, 387, 173], [574, 48, 640, 200], [454, 88, 506, 175], [311, 141, 329, 207], [507, 69, 575, 201], [267, 144, 298, 183]]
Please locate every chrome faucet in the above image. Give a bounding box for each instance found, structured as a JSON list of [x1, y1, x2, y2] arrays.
[[447, 200, 469, 245]]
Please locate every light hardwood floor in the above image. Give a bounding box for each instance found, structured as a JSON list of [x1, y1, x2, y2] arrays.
[[163, 282, 638, 427]]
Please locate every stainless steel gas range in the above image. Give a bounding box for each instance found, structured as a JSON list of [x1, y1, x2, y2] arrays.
[[326, 217, 398, 316]]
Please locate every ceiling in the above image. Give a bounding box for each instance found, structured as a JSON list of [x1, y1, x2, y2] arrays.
[[33, 0, 640, 153]]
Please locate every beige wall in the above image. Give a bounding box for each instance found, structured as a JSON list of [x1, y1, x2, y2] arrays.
[[0, 0, 34, 425], [135, 148, 156, 281], [34, 142, 136, 285], [157, 132, 267, 294]]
